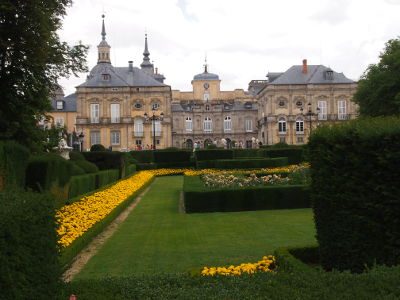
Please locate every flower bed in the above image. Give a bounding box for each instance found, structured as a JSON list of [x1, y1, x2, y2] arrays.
[[201, 255, 276, 276]]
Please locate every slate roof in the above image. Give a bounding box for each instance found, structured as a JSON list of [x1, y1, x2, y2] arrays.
[[269, 65, 354, 85], [193, 71, 219, 81], [78, 63, 167, 88], [51, 93, 77, 112]]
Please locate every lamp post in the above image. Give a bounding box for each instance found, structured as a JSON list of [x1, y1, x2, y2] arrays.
[[144, 107, 164, 150], [301, 103, 320, 136], [78, 132, 85, 152]]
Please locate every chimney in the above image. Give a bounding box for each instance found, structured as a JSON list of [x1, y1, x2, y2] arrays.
[[302, 59, 308, 74], [128, 61, 133, 72], [155, 67, 158, 75]]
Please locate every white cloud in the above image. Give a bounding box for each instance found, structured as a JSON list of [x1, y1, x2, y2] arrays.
[[58, 0, 400, 95]]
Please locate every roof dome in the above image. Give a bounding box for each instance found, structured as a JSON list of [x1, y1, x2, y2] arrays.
[[193, 71, 219, 81], [89, 62, 115, 76]]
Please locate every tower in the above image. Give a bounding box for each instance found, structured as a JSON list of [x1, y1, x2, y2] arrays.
[[97, 14, 111, 64], [140, 34, 154, 75]]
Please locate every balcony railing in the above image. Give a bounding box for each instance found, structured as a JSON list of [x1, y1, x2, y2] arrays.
[[90, 117, 99, 124], [111, 117, 120, 124]]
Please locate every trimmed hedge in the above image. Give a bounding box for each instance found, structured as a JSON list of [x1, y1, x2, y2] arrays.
[[90, 144, 106, 152], [194, 149, 234, 161], [82, 151, 129, 178], [0, 141, 30, 190], [259, 147, 305, 164], [69, 151, 85, 161], [196, 157, 288, 169], [232, 149, 262, 158], [74, 160, 99, 174], [0, 190, 59, 299], [25, 154, 84, 191], [125, 164, 137, 177], [183, 176, 310, 213], [97, 169, 120, 187], [68, 173, 97, 199], [309, 117, 400, 272], [129, 150, 154, 163], [274, 246, 318, 273], [60, 176, 154, 268], [153, 150, 192, 163]]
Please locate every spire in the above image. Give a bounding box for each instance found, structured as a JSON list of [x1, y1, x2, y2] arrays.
[[140, 33, 154, 74], [203, 54, 208, 73], [101, 14, 106, 41]]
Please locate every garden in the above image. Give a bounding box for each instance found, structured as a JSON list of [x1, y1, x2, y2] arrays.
[[1, 118, 400, 299]]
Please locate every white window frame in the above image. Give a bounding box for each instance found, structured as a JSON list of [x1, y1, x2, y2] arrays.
[[203, 117, 212, 132], [90, 131, 101, 145], [338, 100, 347, 120], [134, 118, 144, 137], [56, 101, 64, 110], [295, 118, 304, 134], [185, 117, 193, 132], [154, 120, 162, 137], [90, 103, 100, 124], [278, 117, 286, 133], [110, 103, 120, 123], [204, 93, 210, 101], [318, 100, 327, 120], [110, 131, 120, 145], [224, 116, 232, 132], [245, 119, 253, 132]]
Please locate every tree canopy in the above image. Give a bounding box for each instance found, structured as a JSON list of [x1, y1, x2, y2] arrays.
[[0, 0, 87, 150], [353, 38, 400, 116]]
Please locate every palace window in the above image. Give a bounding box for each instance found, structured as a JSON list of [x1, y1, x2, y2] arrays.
[[203, 117, 212, 132], [90, 103, 99, 123], [56, 101, 64, 110], [55, 117, 64, 127], [278, 117, 286, 133], [154, 120, 162, 137], [224, 116, 232, 132], [295, 118, 304, 134], [110, 131, 120, 145], [185, 117, 193, 132], [134, 118, 144, 137], [338, 100, 347, 120], [245, 119, 253, 132], [110, 103, 120, 123], [90, 131, 101, 145], [318, 100, 327, 120]]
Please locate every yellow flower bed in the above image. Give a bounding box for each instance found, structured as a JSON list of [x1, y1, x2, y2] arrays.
[[201, 255, 276, 276]]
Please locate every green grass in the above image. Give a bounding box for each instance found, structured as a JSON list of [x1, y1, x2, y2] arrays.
[[76, 176, 316, 279]]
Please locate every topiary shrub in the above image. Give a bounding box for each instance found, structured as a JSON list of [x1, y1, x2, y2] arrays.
[[0, 189, 60, 299], [69, 151, 85, 161], [73, 160, 99, 174], [309, 117, 400, 272], [0, 141, 30, 190], [90, 144, 106, 152]]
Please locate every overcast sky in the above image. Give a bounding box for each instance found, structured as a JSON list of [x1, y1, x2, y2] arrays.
[[59, 0, 400, 96]]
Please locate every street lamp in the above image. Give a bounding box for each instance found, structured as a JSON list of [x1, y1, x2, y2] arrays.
[[144, 107, 164, 150], [78, 132, 85, 152], [301, 103, 320, 135]]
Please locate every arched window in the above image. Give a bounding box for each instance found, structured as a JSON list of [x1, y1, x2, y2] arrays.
[[185, 139, 193, 149], [205, 104, 210, 111], [203, 117, 212, 132], [185, 117, 193, 132], [134, 118, 144, 137], [224, 116, 232, 132], [295, 117, 304, 134], [278, 117, 286, 133]]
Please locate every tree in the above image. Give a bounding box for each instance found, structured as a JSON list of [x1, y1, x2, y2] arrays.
[[353, 38, 400, 116], [0, 0, 88, 150]]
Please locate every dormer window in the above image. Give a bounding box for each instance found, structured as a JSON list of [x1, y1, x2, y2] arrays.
[[102, 74, 111, 81], [244, 102, 253, 109], [56, 101, 64, 110], [326, 70, 334, 80]]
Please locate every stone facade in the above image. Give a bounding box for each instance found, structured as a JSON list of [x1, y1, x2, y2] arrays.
[[257, 60, 358, 145], [171, 65, 259, 149]]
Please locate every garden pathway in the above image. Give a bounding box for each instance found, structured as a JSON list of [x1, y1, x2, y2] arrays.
[[62, 185, 152, 282]]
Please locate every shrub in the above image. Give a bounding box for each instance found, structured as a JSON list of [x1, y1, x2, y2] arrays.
[[0, 141, 30, 190], [194, 149, 233, 161], [259, 148, 305, 164], [68, 173, 97, 199], [196, 157, 288, 169], [309, 117, 400, 272], [73, 160, 99, 174], [0, 190, 59, 299], [90, 144, 106, 152], [25, 154, 83, 191], [125, 164, 137, 177], [97, 169, 120, 187], [82, 151, 129, 178], [183, 176, 310, 213], [232, 149, 261, 158], [274, 247, 317, 273], [129, 150, 154, 163], [153, 150, 192, 163], [69, 151, 85, 161]]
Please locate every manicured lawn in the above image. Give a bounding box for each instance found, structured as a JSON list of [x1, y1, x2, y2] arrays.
[[76, 176, 316, 279]]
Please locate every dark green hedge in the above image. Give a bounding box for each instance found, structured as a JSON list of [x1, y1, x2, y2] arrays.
[[125, 164, 137, 177], [274, 246, 318, 273], [90, 144, 106, 151], [82, 151, 129, 178], [68, 174, 97, 199], [183, 176, 310, 213], [309, 117, 400, 272], [196, 157, 288, 169], [0, 141, 30, 189], [69, 151, 85, 161], [194, 149, 234, 161], [26, 154, 84, 191], [74, 160, 99, 174], [97, 169, 120, 187], [259, 148, 305, 164], [153, 150, 192, 163], [232, 149, 262, 158], [0, 190, 59, 299], [129, 150, 154, 163]]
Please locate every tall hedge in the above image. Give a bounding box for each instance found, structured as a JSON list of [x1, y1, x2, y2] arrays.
[[194, 149, 233, 161], [25, 154, 84, 191], [0, 190, 60, 299], [259, 147, 305, 164], [82, 151, 129, 178], [196, 157, 288, 169], [153, 150, 192, 163], [309, 117, 400, 272], [129, 150, 154, 163], [0, 141, 30, 190]]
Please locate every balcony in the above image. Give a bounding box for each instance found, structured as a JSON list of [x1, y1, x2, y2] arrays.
[[90, 117, 99, 124], [110, 117, 120, 124], [151, 131, 162, 137], [133, 131, 144, 137]]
